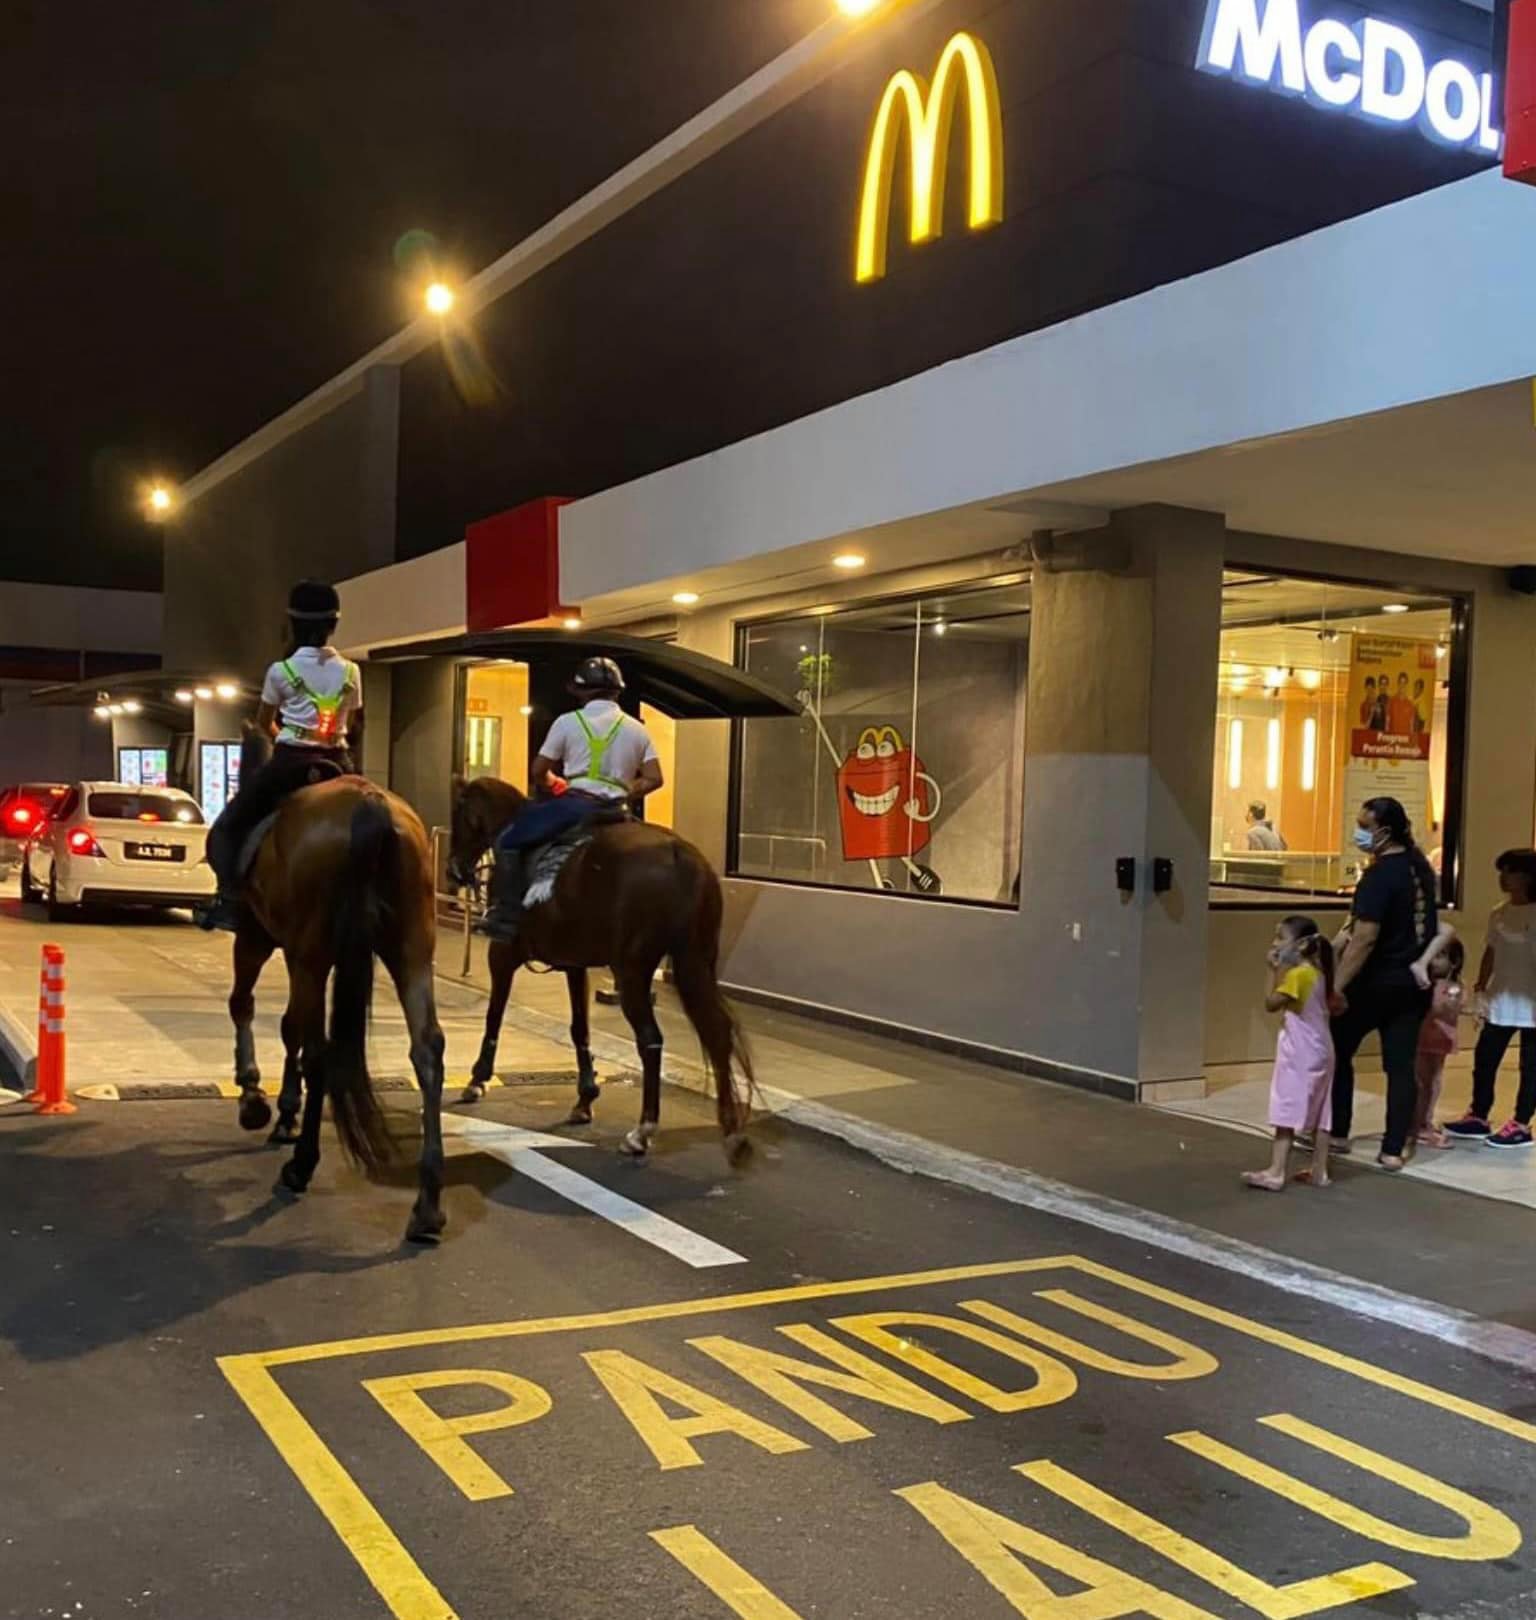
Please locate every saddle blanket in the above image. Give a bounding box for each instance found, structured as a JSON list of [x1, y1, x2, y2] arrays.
[[522, 811, 624, 908]]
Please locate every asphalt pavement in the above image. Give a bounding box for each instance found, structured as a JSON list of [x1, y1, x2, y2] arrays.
[[6, 1084, 1536, 1620]]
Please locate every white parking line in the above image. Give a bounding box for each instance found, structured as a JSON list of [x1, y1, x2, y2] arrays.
[[444, 1116, 748, 1270]]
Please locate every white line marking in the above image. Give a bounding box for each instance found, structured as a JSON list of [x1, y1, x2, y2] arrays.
[[445, 1116, 747, 1270]]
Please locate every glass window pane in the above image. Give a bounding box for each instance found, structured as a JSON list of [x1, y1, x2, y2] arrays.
[[1212, 572, 1460, 903], [734, 578, 1028, 906]]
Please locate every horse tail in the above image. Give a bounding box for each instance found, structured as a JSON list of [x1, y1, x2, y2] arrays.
[[325, 791, 396, 1173], [669, 844, 755, 1152]]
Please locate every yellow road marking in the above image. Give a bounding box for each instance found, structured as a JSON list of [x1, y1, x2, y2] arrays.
[[651, 1525, 807, 1618], [225, 1257, 1069, 1367], [219, 1355, 461, 1620], [1068, 1259, 1536, 1447], [363, 1370, 553, 1502], [1019, 1459, 1410, 1618], [217, 1254, 1536, 1620]]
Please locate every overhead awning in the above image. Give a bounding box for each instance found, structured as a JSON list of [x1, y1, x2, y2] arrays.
[[368, 629, 800, 720]]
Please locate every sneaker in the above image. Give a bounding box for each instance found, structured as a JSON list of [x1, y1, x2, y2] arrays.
[[1485, 1121, 1535, 1149], [1443, 1113, 1493, 1140]]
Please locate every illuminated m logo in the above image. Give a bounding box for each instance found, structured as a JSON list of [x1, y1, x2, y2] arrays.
[[855, 31, 1005, 285]]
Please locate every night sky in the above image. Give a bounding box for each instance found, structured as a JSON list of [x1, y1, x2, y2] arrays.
[[1, 0, 826, 592]]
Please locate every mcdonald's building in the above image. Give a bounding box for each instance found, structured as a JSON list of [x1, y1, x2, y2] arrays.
[[161, 0, 1536, 1113]]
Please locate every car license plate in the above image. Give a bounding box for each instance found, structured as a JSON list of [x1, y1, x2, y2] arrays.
[[126, 842, 182, 862]]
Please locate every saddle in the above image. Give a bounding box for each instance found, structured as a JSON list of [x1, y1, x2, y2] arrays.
[[521, 807, 629, 908], [231, 757, 348, 883]]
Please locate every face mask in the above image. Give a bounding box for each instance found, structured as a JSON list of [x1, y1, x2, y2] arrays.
[[1352, 828, 1376, 853]]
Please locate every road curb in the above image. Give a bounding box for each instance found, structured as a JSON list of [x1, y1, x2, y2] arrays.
[[0, 997, 37, 1092], [493, 1000, 1536, 1381], [66, 1069, 600, 1103]]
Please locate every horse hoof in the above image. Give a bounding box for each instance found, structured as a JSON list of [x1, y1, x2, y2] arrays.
[[565, 1105, 594, 1127], [238, 1093, 272, 1132], [267, 1119, 300, 1147], [621, 1129, 651, 1158], [406, 1210, 446, 1246], [460, 1083, 486, 1106], [278, 1160, 310, 1195], [724, 1132, 753, 1169]]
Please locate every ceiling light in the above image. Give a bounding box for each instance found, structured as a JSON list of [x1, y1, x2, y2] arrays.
[[215, 682, 238, 700], [174, 689, 194, 703], [107, 703, 123, 715], [93, 706, 110, 721], [835, 0, 883, 14], [933, 620, 948, 636], [671, 591, 700, 607], [1265, 667, 1287, 689], [563, 617, 583, 631], [1229, 664, 1252, 677], [194, 686, 213, 701], [122, 699, 142, 714], [519, 705, 534, 717], [1298, 670, 1323, 691], [1381, 603, 1410, 615], [832, 553, 866, 571]]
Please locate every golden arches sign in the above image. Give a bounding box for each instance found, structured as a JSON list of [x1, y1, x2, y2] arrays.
[[855, 31, 1005, 285]]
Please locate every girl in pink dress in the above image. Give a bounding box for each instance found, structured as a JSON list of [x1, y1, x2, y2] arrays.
[[1414, 939, 1465, 1149], [1243, 917, 1335, 1192]]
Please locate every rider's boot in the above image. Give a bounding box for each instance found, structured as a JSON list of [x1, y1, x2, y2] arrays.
[[479, 848, 525, 941], [198, 886, 242, 933]]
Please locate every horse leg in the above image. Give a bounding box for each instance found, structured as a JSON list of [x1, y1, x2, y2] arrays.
[[230, 926, 275, 1133], [278, 966, 328, 1196], [464, 938, 517, 1103], [619, 960, 666, 1158], [565, 967, 600, 1125], [269, 993, 305, 1146], [395, 958, 448, 1245]]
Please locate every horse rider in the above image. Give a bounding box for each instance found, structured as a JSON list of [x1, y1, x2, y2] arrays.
[[482, 655, 662, 941], [200, 579, 364, 931]]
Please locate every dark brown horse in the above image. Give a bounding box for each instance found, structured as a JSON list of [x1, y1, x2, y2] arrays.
[[227, 772, 449, 1244], [448, 776, 752, 1162]]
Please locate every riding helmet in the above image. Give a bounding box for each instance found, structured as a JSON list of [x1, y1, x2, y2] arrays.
[[570, 655, 624, 694], [288, 580, 342, 621]]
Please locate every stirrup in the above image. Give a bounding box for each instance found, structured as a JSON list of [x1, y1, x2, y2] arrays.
[[199, 893, 242, 933]]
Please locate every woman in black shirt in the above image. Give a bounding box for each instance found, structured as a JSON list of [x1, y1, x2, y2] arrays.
[[1332, 796, 1438, 1171]]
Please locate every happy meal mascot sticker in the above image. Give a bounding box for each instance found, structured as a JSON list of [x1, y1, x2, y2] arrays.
[[836, 726, 943, 893]]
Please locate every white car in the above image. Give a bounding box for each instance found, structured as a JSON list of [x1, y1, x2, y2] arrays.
[[21, 782, 216, 920]]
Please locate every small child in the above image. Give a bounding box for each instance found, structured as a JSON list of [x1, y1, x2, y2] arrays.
[[1244, 916, 1334, 1192], [1445, 849, 1536, 1147], [1413, 939, 1465, 1150]]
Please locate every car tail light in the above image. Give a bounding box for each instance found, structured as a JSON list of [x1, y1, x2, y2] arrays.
[[5, 804, 34, 833], [67, 828, 104, 857]]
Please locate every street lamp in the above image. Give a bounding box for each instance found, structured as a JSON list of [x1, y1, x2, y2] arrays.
[[835, 0, 885, 14], [146, 483, 175, 518], [424, 282, 455, 317]]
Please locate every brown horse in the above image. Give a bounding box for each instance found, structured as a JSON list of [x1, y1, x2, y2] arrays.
[[448, 776, 752, 1162], [227, 771, 449, 1245]]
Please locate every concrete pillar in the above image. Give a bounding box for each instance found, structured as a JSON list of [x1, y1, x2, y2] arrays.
[[1020, 506, 1224, 1091]]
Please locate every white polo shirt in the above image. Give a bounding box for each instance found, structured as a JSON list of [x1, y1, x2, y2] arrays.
[[539, 701, 657, 800], [261, 646, 362, 747]]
